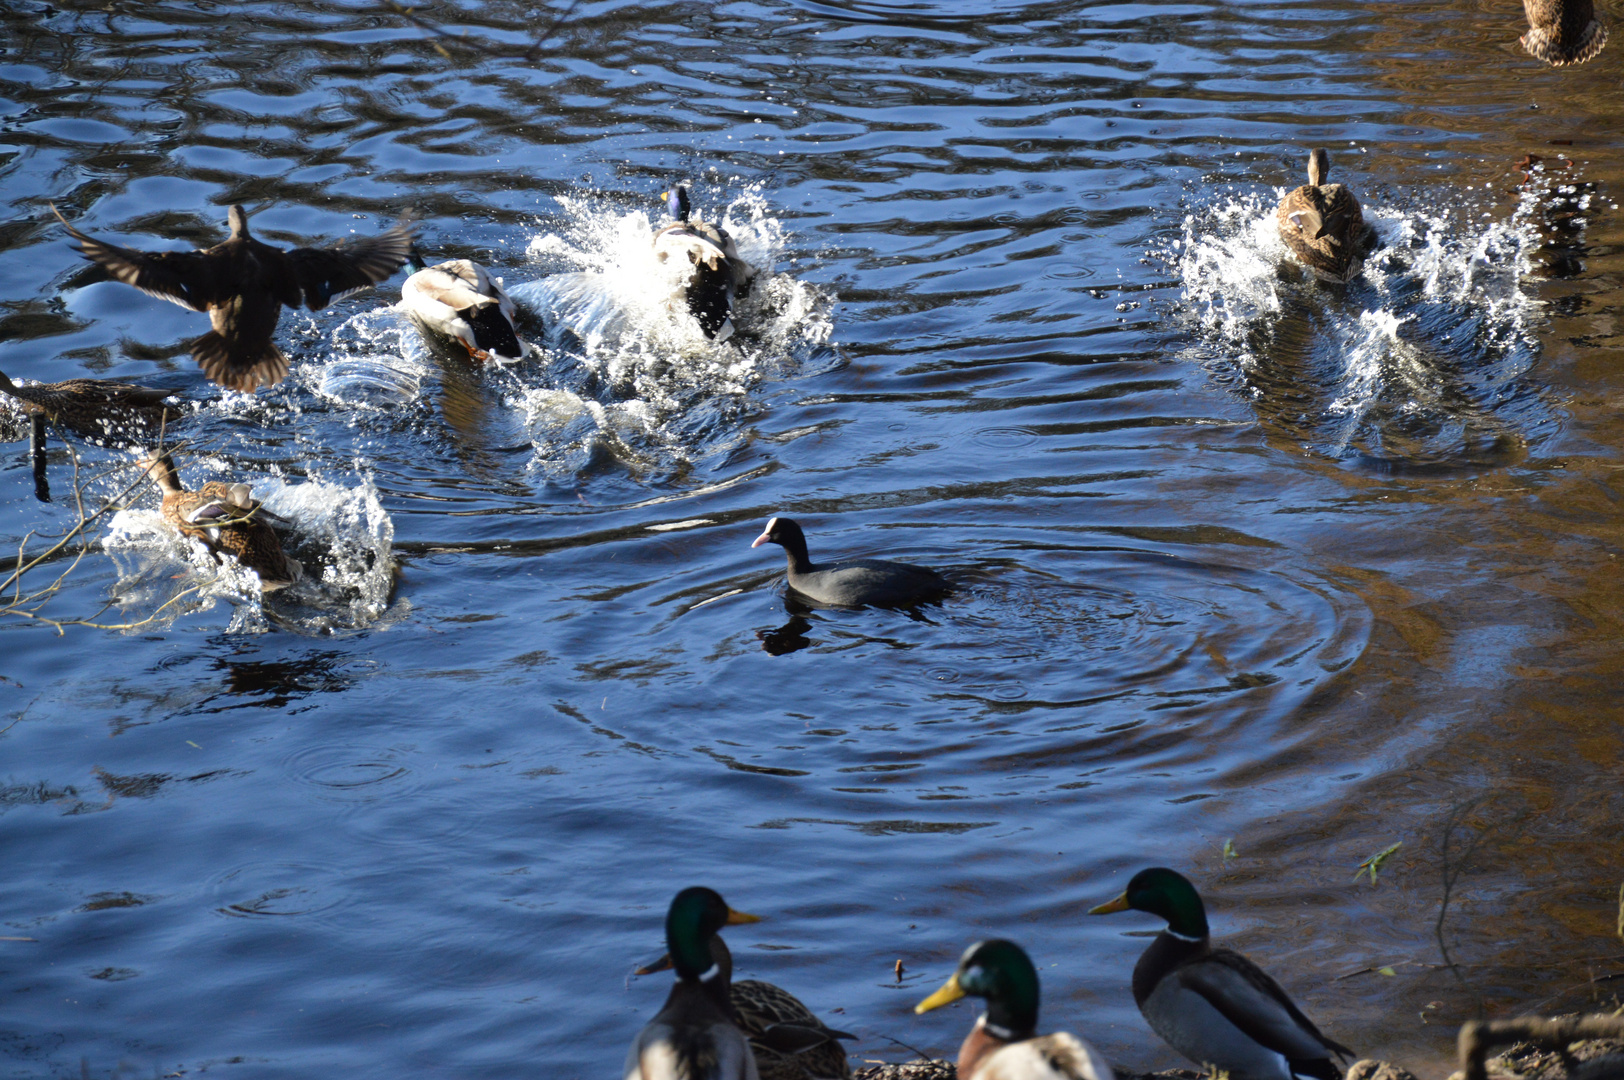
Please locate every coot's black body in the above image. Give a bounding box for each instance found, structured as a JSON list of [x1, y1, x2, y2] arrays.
[[751, 516, 950, 609]]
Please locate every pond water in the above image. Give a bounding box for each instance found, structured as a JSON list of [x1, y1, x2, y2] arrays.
[[2, 1, 1623, 1078]]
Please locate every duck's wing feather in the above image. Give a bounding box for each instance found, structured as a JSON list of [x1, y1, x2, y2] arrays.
[[286, 222, 415, 311], [53, 206, 217, 312], [1177, 949, 1354, 1063]]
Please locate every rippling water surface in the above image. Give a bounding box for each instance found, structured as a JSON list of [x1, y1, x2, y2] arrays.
[[3, 1, 1624, 1077]]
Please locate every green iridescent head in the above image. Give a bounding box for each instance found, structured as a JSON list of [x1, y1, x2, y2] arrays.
[[915, 939, 1041, 1039], [1089, 866, 1210, 939], [663, 886, 759, 982]]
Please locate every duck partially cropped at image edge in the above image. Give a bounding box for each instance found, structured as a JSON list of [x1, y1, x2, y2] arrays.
[[1090, 867, 1354, 1080]]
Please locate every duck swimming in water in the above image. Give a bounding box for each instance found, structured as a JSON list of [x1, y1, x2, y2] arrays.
[[400, 247, 527, 362], [1520, 0, 1607, 64], [652, 186, 756, 342], [1275, 149, 1376, 285], [142, 452, 302, 591]]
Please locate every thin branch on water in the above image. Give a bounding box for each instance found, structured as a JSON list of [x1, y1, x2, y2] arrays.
[[379, 0, 581, 62], [1434, 793, 1532, 1020]]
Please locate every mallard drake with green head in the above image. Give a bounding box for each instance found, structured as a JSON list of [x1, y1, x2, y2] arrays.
[[1089, 867, 1353, 1080], [915, 940, 1113, 1080], [400, 247, 527, 362], [54, 204, 413, 393], [653, 186, 757, 342], [1520, 0, 1608, 64], [638, 934, 855, 1080], [142, 452, 302, 591], [627, 886, 763, 1080], [0, 368, 183, 445], [1275, 149, 1375, 285]]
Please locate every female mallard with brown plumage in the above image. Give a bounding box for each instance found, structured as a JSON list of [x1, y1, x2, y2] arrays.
[[915, 939, 1114, 1080], [0, 369, 183, 444], [1520, 0, 1607, 65], [54, 204, 413, 393], [627, 886, 763, 1080], [142, 452, 302, 591], [1276, 149, 1376, 285], [638, 933, 855, 1080]]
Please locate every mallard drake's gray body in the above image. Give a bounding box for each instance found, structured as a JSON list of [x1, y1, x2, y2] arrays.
[[0, 369, 182, 443], [627, 887, 763, 1080], [143, 453, 302, 591], [1520, 0, 1608, 64], [55, 204, 413, 393], [653, 186, 757, 342], [1090, 868, 1353, 1080], [400, 249, 527, 362], [1275, 149, 1375, 285], [915, 940, 1114, 1080]]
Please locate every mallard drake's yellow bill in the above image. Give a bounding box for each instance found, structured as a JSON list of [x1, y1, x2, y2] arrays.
[[725, 907, 761, 925], [1088, 893, 1131, 915], [915, 972, 966, 1014]]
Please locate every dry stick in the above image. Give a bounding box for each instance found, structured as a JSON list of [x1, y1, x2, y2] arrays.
[[381, 0, 582, 61], [1458, 1015, 1624, 1080]]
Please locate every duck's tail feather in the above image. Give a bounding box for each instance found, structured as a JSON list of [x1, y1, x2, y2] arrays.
[[464, 302, 526, 362], [193, 332, 289, 393], [1521, 17, 1607, 64]]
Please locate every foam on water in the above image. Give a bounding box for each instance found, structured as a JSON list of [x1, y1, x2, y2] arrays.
[[505, 180, 835, 478], [103, 461, 397, 634], [1162, 174, 1552, 465]]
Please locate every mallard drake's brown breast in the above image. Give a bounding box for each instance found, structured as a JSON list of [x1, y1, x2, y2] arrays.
[[55, 204, 413, 393], [915, 939, 1114, 1080], [1275, 149, 1376, 285]]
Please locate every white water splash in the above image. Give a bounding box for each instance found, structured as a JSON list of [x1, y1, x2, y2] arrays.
[[102, 461, 397, 634], [503, 180, 835, 478], [1162, 177, 1549, 462]]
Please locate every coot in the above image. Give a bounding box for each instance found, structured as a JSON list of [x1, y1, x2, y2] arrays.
[[751, 516, 950, 608]]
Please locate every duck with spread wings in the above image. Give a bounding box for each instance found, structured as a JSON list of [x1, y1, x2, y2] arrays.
[[53, 204, 412, 393]]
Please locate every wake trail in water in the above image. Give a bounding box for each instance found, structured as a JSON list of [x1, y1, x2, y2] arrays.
[[1161, 170, 1564, 468]]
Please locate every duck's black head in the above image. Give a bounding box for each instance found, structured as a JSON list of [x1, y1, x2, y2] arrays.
[[1089, 866, 1210, 940], [663, 886, 758, 983], [664, 185, 692, 223], [404, 243, 429, 275], [915, 939, 1041, 1040]]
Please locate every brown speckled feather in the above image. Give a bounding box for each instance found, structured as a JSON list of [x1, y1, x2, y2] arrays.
[[143, 453, 301, 591], [1276, 149, 1375, 284], [1521, 0, 1608, 64], [0, 370, 182, 444]]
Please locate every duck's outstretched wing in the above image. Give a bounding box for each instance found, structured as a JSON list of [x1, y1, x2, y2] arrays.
[[287, 221, 415, 310], [52, 205, 217, 312]]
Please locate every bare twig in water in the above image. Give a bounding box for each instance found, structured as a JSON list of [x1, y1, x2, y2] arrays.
[[1435, 795, 1531, 1019], [1, 434, 204, 634], [380, 0, 581, 62]]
